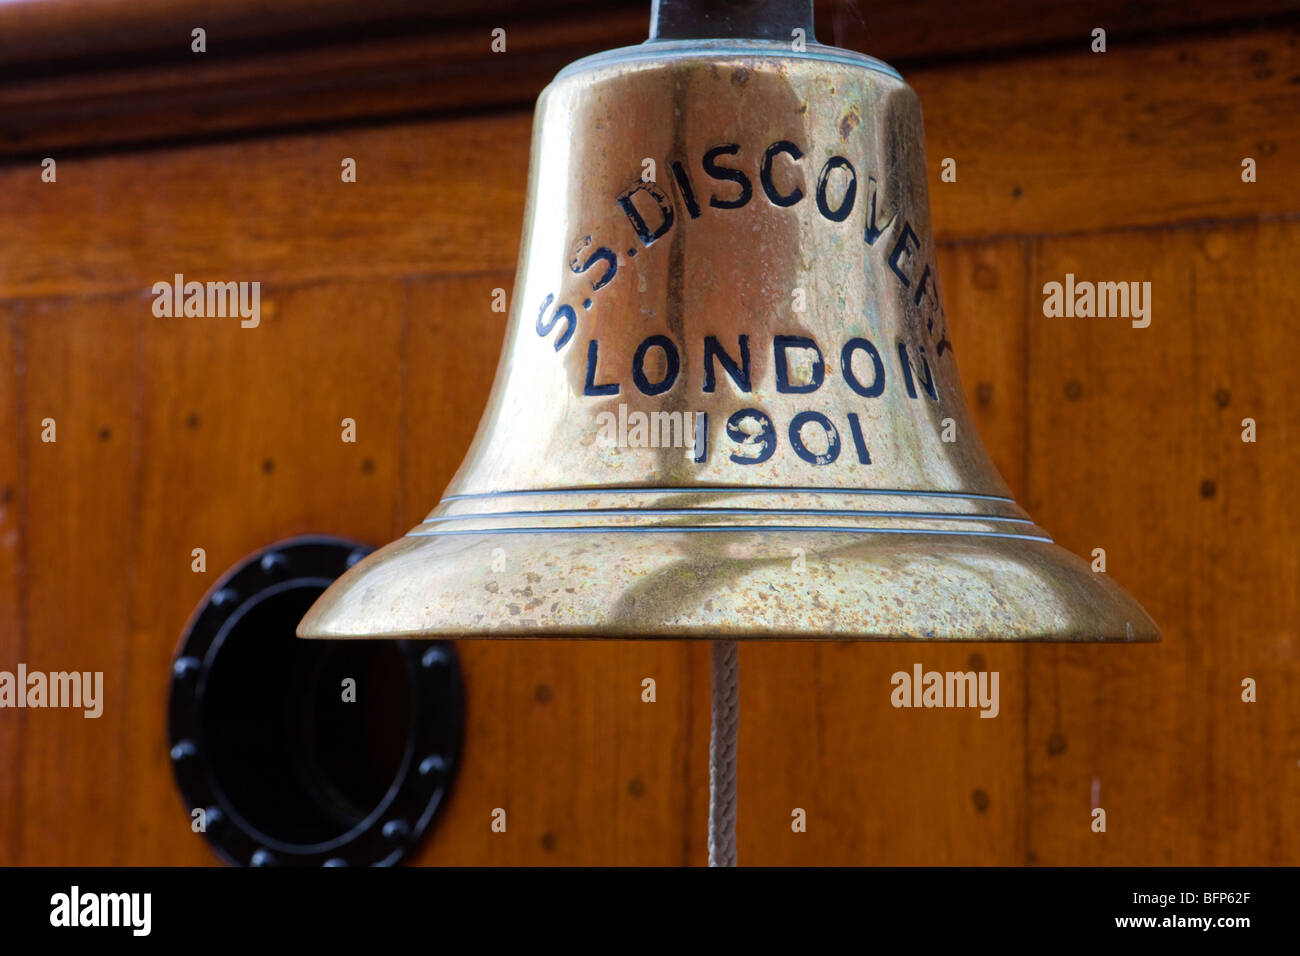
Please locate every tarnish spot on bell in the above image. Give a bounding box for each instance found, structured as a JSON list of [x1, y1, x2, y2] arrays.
[[840, 108, 860, 140]]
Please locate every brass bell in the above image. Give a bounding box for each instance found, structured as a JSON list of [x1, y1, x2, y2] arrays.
[[298, 0, 1158, 646]]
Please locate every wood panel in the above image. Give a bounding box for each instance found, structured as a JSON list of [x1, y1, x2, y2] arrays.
[[3, 27, 1294, 304], [10, 0, 1293, 70], [916, 24, 1300, 240], [114, 279, 408, 865], [1025, 220, 1300, 864], [0, 308, 22, 866], [0, 114, 529, 300], [401, 276, 705, 864], [1, 11, 1297, 867], [0, 0, 566, 67], [835, 0, 1300, 64], [10, 295, 143, 864], [0, 14, 619, 163], [938, 241, 1030, 500], [4, 0, 1296, 160], [412, 639, 707, 865], [3, 281, 411, 864]]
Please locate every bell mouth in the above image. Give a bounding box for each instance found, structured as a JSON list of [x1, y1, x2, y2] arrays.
[[293, 22, 1161, 646], [297, 508, 1159, 642]]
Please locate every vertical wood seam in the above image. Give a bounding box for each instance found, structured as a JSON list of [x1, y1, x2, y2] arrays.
[[396, 278, 412, 536], [111, 303, 149, 864], [7, 305, 30, 863], [1020, 237, 1034, 865]]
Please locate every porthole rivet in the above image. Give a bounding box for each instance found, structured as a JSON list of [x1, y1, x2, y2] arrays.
[[382, 819, 411, 841], [170, 740, 198, 762], [172, 656, 201, 679], [419, 754, 447, 778]]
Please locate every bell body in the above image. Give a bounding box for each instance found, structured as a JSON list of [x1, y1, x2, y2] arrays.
[[300, 37, 1159, 642]]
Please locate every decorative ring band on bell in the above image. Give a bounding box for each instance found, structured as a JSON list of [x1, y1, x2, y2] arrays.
[[299, 17, 1158, 644]]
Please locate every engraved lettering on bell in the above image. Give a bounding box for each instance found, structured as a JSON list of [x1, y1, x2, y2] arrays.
[[299, 23, 1159, 644]]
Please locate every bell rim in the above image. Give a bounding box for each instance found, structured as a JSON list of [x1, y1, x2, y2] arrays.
[[297, 527, 1160, 644]]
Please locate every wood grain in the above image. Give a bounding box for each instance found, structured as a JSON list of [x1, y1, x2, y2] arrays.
[[0, 114, 529, 300], [0, 308, 23, 866], [4, 1, 1296, 160], [2, 27, 1294, 304], [8, 295, 142, 864], [401, 276, 703, 864], [10, 0, 1295, 69], [115, 279, 408, 865], [0, 13, 1297, 866], [1024, 220, 1300, 864], [0, 14, 622, 162], [916, 24, 1300, 241], [0, 0, 607, 69]]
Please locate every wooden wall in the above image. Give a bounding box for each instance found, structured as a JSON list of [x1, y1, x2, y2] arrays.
[[0, 1, 1297, 865]]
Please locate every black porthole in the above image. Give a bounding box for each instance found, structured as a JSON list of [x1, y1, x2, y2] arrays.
[[168, 536, 463, 866]]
